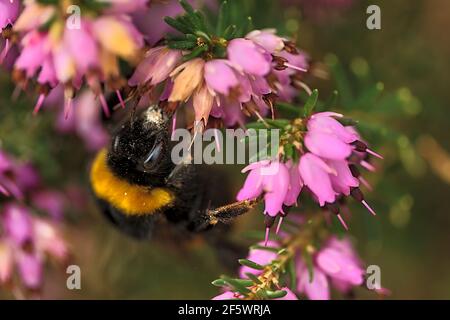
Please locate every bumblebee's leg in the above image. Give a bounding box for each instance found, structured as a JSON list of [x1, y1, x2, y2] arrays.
[[187, 199, 259, 232]]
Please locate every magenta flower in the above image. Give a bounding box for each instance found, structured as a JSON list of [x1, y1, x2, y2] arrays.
[[297, 259, 330, 300], [52, 88, 109, 151], [0, 0, 20, 28], [246, 29, 285, 54], [0, 149, 69, 292], [283, 160, 303, 207], [204, 59, 239, 96], [274, 50, 310, 101], [299, 152, 337, 206], [227, 38, 272, 76], [2, 203, 33, 247], [327, 159, 359, 196], [63, 19, 100, 74], [16, 251, 43, 290], [129, 24, 306, 131], [129, 47, 182, 87], [298, 112, 381, 223], [296, 236, 364, 300], [0, 0, 20, 63], [11, 1, 144, 116], [236, 111, 381, 234], [237, 161, 291, 243], [237, 161, 290, 217], [316, 237, 364, 286]]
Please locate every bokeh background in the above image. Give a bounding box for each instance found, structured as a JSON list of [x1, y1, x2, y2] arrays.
[[1, 0, 449, 299]]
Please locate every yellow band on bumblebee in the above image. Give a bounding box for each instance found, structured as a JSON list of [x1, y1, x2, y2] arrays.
[[90, 149, 174, 216]]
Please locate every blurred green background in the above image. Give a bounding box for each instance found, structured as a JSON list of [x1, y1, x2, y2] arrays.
[[1, 0, 450, 299]]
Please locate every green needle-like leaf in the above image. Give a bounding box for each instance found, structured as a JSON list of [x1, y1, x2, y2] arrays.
[[238, 259, 265, 270], [302, 89, 319, 117], [221, 276, 251, 294], [182, 45, 208, 61], [164, 16, 193, 34], [287, 258, 297, 291], [211, 279, 228, 287], [216, 0, 228, 36], [245, 272, 262, 285], [265, 290, 288, 299], [168, 40, 197, 50]]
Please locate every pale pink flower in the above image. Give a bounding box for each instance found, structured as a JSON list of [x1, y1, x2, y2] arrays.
[[64, 20, 99, 73], [327, 159, 359, 196], [304, 131, 353, 160], [54, 89, 109, 151], [0, 0, 20, 63], [246, 29, 285, 54], [0, 149, 69, 291], [11, 2, 144, 116], [204, 59, 238, 95], [297, 259, 330, 300], [16, 251, 43, 290], [239, 240, 279, 278], [0, 0, 20, 28], [283, 161, 303, 206], [316, 237, 364, 286], [298, 153, 336, 206], [296, 236, 364, 300], [14, 31, 50, 78], [237, 161, 290, 217], [2, 203, 33, 246], [292, 112, 381, 220], [33, 218, 68, 261], [128, 47, 182, 87], [227, 38, 272, 76]]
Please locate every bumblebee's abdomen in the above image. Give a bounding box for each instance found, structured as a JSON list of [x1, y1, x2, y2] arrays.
[[90, 149, 174, 216]]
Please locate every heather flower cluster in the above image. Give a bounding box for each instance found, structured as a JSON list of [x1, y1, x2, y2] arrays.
[[6, 0, 145, 117], [129, 3, 309, 132], [213, 235, 364, 300], [0, 150, 68, 295], [237, 110, 382, 241]]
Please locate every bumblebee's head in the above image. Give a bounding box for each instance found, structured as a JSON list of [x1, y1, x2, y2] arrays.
[[106, 105, 174, 187]]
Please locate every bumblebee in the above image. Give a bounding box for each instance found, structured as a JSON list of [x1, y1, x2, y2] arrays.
[[90, 105, 257, 240]]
